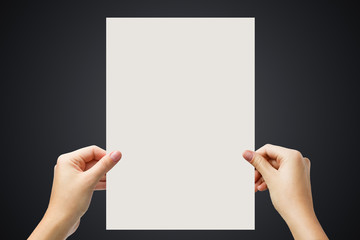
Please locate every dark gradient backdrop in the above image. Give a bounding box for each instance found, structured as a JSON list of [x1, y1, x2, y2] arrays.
[[1, 0, 359, 239]]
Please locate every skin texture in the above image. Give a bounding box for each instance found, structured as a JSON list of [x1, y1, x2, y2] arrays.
[[243, 144, 328, 240], [28, 146, 122, 240], [29, 144, 327, 239]]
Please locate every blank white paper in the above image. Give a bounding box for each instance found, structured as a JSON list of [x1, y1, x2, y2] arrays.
[[106, 17, 254, 230]]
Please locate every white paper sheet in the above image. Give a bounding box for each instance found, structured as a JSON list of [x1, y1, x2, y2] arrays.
[[106, 17, 254, 230]]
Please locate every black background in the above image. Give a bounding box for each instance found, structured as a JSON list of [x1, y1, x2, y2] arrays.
[[2, 0, 359, 239]]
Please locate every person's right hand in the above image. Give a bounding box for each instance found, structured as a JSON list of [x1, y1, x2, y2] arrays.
[[243, 144, 328, 240]]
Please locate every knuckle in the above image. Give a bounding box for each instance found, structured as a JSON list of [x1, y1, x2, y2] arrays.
[[89, 145, 101, 151], [96, 159, 111, 174], [291, 150, 302, 159], [264, 143, 272, 148], [90, 144, 98, 150], [103, 158, 112, 170], [57, 154, 66, 164], [253, 155, 263, 168], [57, 152, 72, 165]]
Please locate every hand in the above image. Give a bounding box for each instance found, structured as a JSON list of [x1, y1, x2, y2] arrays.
[[243, 144, 328, 240], [28, 146, 122, 240]]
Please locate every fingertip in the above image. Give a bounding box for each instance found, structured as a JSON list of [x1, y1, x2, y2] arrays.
[[243, 150, 254, 162], [258, 182, 268, 192], [85, 151, 122, 184], [109, 151, 122, 163]]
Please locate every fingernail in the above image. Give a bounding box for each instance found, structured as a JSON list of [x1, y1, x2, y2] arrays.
[[110, 151, 122, 162], [243, 150, 254, 162]]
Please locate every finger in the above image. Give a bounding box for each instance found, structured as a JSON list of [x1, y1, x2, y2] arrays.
[[84, 161, 109, 183], [84, 160, 97, 171], [256, 144, 291, 164], [84, 161, 108, 183], [269, 159, 280, 169], [255, 177, 264, 192], [68, 145, 107, 163], [304, 157, 311, 168], [99, 174, 106, 182], [257, 182, 268, 191], [94, 181, 106, 191], [255, 170, 261, 182], [304, 157, 311, 176], [243, 150, 276, 180], [255, 176, 263, 185], [255, 177, 264, 187], [253, 152, 280, 170], [87, 151, 122, 181]]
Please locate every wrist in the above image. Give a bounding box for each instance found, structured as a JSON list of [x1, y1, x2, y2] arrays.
[[45, 207, 79, 233], [29, 208, 79, 240], [282, 208, 328, 240]]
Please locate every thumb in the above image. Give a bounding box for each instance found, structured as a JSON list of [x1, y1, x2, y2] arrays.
[[243, 150, 275, 180], [87, 150, 122, 181]]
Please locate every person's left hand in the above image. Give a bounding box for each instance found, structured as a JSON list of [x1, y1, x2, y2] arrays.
[[28, 145, 122, 240]]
